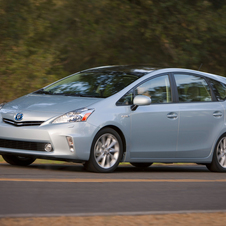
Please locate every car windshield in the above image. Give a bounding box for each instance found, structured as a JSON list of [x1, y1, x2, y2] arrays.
[[34, 70, 141, 98]]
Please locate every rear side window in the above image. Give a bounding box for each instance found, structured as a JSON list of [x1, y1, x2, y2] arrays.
[[209, 79, 226, 101], [174, 74, 212, 102]]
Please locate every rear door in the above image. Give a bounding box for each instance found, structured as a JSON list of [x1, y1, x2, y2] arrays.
[[173, 73, 224, 158]]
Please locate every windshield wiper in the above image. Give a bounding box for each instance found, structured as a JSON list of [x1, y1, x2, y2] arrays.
[[63, 93, 103, 98], [63, 93, 87, 97], [34, 90, 103, 98], [33, 89, 53, 95]]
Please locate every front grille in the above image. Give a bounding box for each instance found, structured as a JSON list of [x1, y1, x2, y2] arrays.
[[0, 139, 47, 151], [3, 118, 44, 127]]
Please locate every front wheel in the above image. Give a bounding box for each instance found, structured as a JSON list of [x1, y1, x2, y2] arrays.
[[206, 135, 226, 172], [84, 128, 123, 173], [2, 154, 36, 166]]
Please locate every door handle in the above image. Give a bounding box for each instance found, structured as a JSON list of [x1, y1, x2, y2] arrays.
[[167, 112, 178, 119], [213, 111, 223, 118]]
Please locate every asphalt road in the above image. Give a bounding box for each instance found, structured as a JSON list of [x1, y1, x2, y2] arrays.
[[0, 163, 226, 217]]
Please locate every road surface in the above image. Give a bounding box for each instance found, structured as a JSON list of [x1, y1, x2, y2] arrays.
[[0, 163, 225, 217]]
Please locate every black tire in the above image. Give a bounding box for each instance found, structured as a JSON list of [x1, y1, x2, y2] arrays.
[[2, 154, 36, 166], [130, 162, 153, 168], [206, 134, 226, 172], [84, 128, 123, 173]]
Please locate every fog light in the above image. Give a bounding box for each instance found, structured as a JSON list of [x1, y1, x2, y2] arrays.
[[66, 136, 74, 152], [44, 143, 52, 152]]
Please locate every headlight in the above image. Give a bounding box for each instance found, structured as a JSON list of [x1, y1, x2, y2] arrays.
[[52, 108, 95, 124]]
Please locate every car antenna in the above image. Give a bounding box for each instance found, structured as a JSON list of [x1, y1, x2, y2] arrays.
[[198, 63, 203, 71]]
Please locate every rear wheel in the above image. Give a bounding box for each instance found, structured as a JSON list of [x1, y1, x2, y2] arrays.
[[130, 162, 152, 168], [2, 155, 36, 166], [206, 135, 226, 172], [84, 128, 123, 173]]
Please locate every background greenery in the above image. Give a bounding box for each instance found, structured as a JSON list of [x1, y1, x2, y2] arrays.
[[1, 0, 226, 102]]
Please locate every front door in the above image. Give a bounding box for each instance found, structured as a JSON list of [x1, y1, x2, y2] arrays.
[[129, 74, 179, 160]]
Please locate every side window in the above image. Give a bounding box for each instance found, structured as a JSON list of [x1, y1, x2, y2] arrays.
[[174, 74, 212, 102], [117, 89, 133, 105], [135, 75, 172, 104], [209, 79, 226, 101]]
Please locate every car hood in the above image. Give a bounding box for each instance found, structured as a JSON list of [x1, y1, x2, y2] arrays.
[[1, 94, 102, 122]]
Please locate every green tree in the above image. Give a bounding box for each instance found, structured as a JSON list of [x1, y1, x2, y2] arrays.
[[1, 0, 226, 102], [0, 0, 65, 102]]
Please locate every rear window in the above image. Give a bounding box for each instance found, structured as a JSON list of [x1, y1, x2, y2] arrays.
[[209, 79, 226, 101]]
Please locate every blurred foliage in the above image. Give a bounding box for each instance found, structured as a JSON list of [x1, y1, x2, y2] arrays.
[[0, 0, 226, 102]]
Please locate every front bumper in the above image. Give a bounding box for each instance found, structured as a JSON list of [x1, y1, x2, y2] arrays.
[[0, 121, 98, 161]]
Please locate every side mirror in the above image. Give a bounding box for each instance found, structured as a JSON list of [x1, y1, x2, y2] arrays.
[[131, 95, 151, 111]]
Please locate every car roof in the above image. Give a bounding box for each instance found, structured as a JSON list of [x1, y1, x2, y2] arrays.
[[155, 68, 226, 83], [82, 65, 226, 84], [81, 65, 159, 77]]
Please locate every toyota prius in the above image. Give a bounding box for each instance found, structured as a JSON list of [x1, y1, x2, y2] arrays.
[[0, 65, 226, 173]]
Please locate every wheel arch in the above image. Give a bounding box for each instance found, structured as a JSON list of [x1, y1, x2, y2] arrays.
[[206, 131, 226, 172], [211, 131, 226, 155]]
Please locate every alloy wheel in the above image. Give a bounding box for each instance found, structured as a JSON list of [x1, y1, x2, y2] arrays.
[[216, 137, 226, 168], [94, 133, 120, 169]]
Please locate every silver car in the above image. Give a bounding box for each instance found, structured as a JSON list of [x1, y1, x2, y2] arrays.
[[0, 65, 226, 173]]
